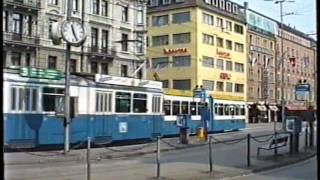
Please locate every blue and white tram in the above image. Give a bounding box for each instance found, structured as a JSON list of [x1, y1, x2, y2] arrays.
[[3, 68, 164, 148]]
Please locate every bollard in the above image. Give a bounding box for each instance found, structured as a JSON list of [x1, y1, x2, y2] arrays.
[[309, 121, 314, 147], [247, 134, 251, 167], [87, 137, 91, 180], [305, 124, 308, 152], [156, 136, 160, 179], [289, 133, 293, 154], [208, 136, 213, 173], [274, 131, 277, 156]]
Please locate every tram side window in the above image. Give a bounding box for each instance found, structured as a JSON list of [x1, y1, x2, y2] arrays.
[[224, 104, 229, 115], [230, 105, 235, 115], [218, 103, 223, 115], [181, 101, 189, 114], [234, 105, 239, 115], [163, 100, 171, 115], [152, 95, 161, 113], [115, 92, 131, 113], [172, 101, 180, 115], [42, 87, 64, 112], [190, 102, 197, 115], [95, 91, 112, 113], [11, 87, 38, 112], [214, 103, 218, 115], [133, 93, 147, 113], [240, 106, 245, 115]]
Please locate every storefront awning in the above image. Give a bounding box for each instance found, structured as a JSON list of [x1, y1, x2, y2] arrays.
[[269, 106, 279, 111], [286, 105, 307, 111], [257, 105, 267, 111]]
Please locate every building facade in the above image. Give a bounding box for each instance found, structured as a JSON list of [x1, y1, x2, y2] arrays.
[[3, 0, 147, 78], [276, 24, 317, 113], [147, 0, 247, 103], [245, 8, 279, 123]]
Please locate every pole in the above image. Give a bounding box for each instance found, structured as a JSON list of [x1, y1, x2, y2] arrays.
[[87, 137, 91, 180], [209, 136, 213, 172], [305, 123, 308, 152], [274, 131, 278, 156], [156, 136, 160, 179], [247, 134, 251, 167], [279, 1, 286, 131], [64, 0, 73, 153]]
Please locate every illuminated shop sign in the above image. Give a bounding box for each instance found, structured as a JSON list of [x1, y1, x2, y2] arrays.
[[216, 49, 231, 59], [220, 73, 231, 80], [163, 48, 187, 55], [20, 67, 62, 80]]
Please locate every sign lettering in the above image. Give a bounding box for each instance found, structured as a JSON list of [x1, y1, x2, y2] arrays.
[[220, 73, 231, 80], [216, 49, 231, 59], [163, 48, 187, 55], [20, 68, 62, 80]]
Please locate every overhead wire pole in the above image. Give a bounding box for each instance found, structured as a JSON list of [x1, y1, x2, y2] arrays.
[[64, 0, 73, 153]]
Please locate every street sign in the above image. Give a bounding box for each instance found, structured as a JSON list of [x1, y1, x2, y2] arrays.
[[295, 83, 310, 101], [20, 67, 62, 80]]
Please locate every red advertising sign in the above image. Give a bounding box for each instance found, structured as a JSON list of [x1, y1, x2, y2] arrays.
[[216, 49, 231, 59], [220, 73, 231, 80], [163, 48, 187, 55]]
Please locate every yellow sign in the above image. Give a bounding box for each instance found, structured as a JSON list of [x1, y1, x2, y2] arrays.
[[164, 88, 193, 97], [212, 93, 244, 101], [163, 48, 187, 55]]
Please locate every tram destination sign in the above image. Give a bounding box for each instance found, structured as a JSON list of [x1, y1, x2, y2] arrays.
[[20, 68, 62, 80], [295, 83, 310, 101]]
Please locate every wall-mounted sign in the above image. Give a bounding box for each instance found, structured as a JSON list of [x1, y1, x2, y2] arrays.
[[216, 49, 231, 59], [163, 48, 187, 55], [220, 73, 231, 80], [20, 67, 62, 80], [119, 122, 128, 133]]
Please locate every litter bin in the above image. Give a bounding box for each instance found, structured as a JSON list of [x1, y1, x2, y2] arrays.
[[180, 127, 189, 144]]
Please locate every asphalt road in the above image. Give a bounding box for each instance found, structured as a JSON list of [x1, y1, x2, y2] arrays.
[[5, 123, 314, 180], [226, 157, 317, 180]]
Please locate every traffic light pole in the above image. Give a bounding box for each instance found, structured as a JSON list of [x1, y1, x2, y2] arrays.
[[64, 0, 73, 153], [279, 1, 286, 131]]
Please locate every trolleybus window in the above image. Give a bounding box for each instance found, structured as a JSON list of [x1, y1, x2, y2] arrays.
[[163, 100, 171, 115], [115, 92, 131, 113], [181, 101, 189, 114], [152, 95, 161, 113], [190, 102, 197, 115], [172, 101, 180, 115], [42, 87, 64, 112], [133, 93, 147, 113]]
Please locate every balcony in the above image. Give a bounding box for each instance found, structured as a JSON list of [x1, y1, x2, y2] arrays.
[[3, 0, 40, 12], [86, 46, 115, 58], [3, 32, 39, 47]]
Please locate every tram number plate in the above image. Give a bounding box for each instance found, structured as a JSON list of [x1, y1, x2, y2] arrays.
[[119, 122, 128, 133]]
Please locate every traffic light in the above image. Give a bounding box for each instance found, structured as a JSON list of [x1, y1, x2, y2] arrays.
[[289, 57, 296, 67]]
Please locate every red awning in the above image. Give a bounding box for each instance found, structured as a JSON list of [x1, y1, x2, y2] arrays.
[[286, 105, 307, 111]]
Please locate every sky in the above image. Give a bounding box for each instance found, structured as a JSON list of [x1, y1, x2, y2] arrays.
[[233, 0, 317, 40]]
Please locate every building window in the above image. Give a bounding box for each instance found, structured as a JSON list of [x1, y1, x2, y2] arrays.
[[121, 33, 128, 51], [70, 59, 77, 73], [152, 57, 169, 68], [217, 37, 223, 47], [173, 33, 190, 44], [225, 20, 232, 31], [115, 92, 131, 113], [48, 56, 57, 69], [152, 35, 169, 46], [149, 0, 159, 7], [226, 40, 232, 50], [232, 4, 238, 14], [26, 53, 31, 67], [73, 0, 79, 11], [203, 13, 213, 25], [49, 19, 57, 39], [172, 12, 190, 24], [152, 15, 168, 26], [137, 9, 144, 24], [121, 6, 129, 22], [101, 63, 108, 74], [226, 61, 232, 71], [203, 80, 214, 91], [136, 33, 144, 53], [101, 0, 108, 16], [172, 79, 191, 90], [101, 30, 108, 52], [235, 63, 244, 72], [13, 13, 22, 34], [219, 0, 225, 9], [11, 52, 21, 66], [216, 17, 223, 27], [226, 82, 233, 92], [202, 56, 214, 68], [160, 80, 169, 88], [48, 0, 58, 5], [133, 93, 147, 113], [91, 61, 98, 74], [162, 0, 171, 5], [235, 42, 244, 52], [216, 59, 224, 70], [121, 64, 128, 77], [226, 2, 232, 12], [235, 84, 244, 93], [91, 28, 98, 48], [234, 24, 243, 34], [216, 81, 224, 91], [172, 56, 191, 67], [203, 33, 214, 45], [3, 11, 9, 32], [92, 0, 100, 15], [26, 15, 33, 36]]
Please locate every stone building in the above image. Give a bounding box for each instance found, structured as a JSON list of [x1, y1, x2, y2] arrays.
[[3, 0, 147, 79]]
